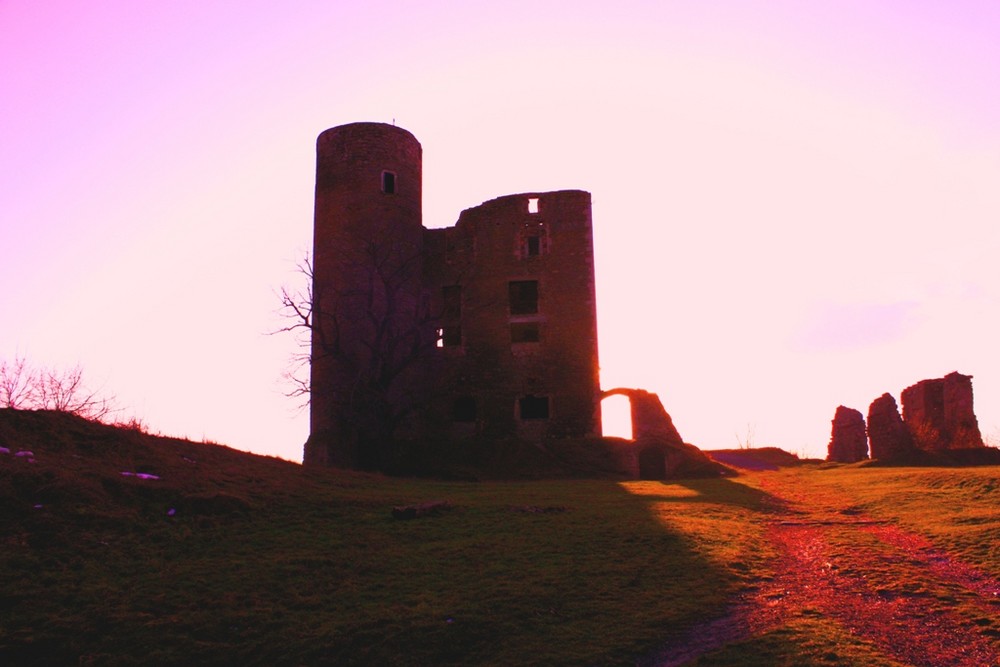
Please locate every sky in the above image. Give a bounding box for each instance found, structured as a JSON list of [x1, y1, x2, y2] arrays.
[[2, 1, 999, 461]]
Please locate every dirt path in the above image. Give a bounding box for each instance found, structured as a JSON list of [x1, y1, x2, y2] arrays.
[[642, 471, 1000, 667]]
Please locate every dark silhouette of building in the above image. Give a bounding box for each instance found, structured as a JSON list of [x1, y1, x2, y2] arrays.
[[304, 122, 601, 468], [901, 371, 984, 451]]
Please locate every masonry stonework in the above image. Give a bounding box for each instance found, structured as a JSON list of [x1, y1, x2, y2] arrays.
[[304, 123, 601, 468], [827, 405, 868, 463], [900, 372, 984, 451], [866, 393, 916, 462]]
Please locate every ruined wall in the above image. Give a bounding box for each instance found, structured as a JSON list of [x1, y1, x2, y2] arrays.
[[901, 372, 984, 451], [833, 371, 986, 464], [600, 388, 720, 479], [422, 191, 601, 441], [867, 393, 916, 462], [306, 122, 601, 468], [827, 406, 868, 463], [602, 388, 683, 444]]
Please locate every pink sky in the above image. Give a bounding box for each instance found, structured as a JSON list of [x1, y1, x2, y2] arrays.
[[3, 1, 999, 460]]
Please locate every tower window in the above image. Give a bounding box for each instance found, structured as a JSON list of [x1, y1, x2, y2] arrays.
[[436, 326, 462, 348], [452, 396, 477, 422], [509, 280, 538, 315], [510, 322, 540, 343], [526, 235, 541, 256], [528, 197, 539, 214], [381, 171, 396, 194], [519, 395, 550, 420]]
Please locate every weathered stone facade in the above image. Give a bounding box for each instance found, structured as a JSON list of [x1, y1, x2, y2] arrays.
[[834, 372, 988, 464], [827, 405, 868, 463], [601, 388, 720, 479], [866, 393, 916, 462], [305, 122, 600, 468], [900, 372, 984, 451]]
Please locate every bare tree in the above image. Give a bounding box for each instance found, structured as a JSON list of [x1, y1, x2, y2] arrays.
[[273, 254, 317, 406], [275, 239, 439, 468], [0, 357, 114, 420], [38, 364, 114, 420], [0, 356, 37, 409]]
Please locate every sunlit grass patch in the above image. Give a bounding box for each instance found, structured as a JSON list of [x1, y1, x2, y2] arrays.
[[620, 480, 703, 498], [802, 465, 1000, 576], [621, 477, 777, 585]]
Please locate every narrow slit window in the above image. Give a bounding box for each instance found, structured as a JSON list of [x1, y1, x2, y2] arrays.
[[381, 170, 396, 194], [508, 280, 538, 315], [526, 235, 541, 256], [519, 395, 550, 420], [528, 197, 539, 214]]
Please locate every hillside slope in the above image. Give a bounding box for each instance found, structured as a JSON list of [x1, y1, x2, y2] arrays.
[[2, 410, 997, 666], [0, 410, 755, 665]]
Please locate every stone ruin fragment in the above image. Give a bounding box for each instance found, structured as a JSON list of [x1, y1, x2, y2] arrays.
[[832, 372, 988, 464], [866, 393, 917, 462], [827, 406, 868, 463], [601, 388, 723, 479], [900, 371, 984, 451]]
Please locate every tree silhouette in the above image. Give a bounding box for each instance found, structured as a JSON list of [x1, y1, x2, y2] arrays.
[[0, 356, 114, 420], [276, 236, 439, 469]]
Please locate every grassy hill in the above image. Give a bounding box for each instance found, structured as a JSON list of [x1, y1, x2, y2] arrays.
[[1, 410, 997, 666]]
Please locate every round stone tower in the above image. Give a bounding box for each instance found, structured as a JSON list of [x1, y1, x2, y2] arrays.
[[305, 122, 424, 467]]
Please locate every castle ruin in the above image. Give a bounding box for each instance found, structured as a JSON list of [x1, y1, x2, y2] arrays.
[[827, 371, 987, 463], [304, 122, 601, 469]]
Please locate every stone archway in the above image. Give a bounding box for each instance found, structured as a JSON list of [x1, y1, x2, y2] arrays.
[[599, 388, 684, 444], [597, 387, 722, 480]]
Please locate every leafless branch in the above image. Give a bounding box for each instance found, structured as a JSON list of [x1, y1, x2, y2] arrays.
[[0, 356, 37, 408], [0, 357, 116, 420]]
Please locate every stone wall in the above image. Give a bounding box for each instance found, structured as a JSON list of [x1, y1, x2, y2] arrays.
[[827, 406, 868, 463], [867, 393, 916, 462], [834, 371, 986, 464], [901, 372, 984, 451], [307, 122, 602, 469]]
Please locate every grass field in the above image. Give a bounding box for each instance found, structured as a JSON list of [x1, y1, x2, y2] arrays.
[[1, 410, 997, 665]]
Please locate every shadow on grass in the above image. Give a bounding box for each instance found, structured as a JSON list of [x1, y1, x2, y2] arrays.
[[0, 410, 781, 665]]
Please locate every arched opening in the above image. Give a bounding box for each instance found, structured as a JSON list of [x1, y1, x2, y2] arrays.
[[637, 446, 666, 480], [600, 394, 632, 439]]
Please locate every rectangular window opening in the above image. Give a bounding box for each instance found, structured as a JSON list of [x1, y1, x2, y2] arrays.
[[436, 326, 461, 348], [381, 170, 396, 194], [519, 395, 550, 420], [508, 280, 539, 315], [452, 396, 477, 422], [528, 197, 539, 214], [526, 235, 541, 256], [510, 322, 540, 343]]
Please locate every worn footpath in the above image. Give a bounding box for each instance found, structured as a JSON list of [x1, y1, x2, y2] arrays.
[[643, 469, 1000, 667]]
